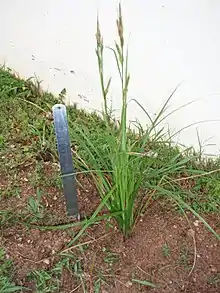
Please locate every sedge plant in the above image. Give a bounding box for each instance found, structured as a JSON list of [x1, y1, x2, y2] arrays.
[[72, 5, 148, 237], [70, 4, 219, 240], [71, 5, 187, 237]]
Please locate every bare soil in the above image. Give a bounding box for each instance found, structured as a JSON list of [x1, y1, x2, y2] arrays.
[[0, 162, 220, 293]]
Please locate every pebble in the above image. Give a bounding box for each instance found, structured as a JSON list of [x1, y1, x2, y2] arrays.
[[43, 259, 50, 265], [211, 267, 217, 272], [193, 220, 199, 227], [125, 281, 132, 287]]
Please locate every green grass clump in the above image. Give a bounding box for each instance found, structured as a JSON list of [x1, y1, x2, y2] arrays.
[[0, 66, 110, 174], [70, 4, 219, 239], [0, 248, 22, 292], [28, 255, 84, 293]]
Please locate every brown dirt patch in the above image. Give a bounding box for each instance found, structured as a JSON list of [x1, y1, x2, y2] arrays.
[[0, 163, 219, 293]]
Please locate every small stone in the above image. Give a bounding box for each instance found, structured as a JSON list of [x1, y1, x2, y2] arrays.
[[187, 229, 195, 237], [211, 267, 217, 272], [27, 239, 31, 243], [193, 220, 199, 227], [173, 225, 177, 228], [125, 281, 132, 287], [43, 259, 50, 265], [53, 196, 57, 200], [168, 280, 173, 284]]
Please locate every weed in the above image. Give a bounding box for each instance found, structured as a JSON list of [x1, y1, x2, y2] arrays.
[[0, 135, 5, 148], [70, 4, 219, 241], [0, 248, 23, 292], [102, 248, 119, 265], [0, 66, 57, 178], [73, 4, 179, 237], [207, 273, 220, 287], [162, 243, 170, 257], [132, 278, 156, 288], [179, 247, 192, 271], [0, 210, 19, 228], [28, 256, 75, 293], [94, 279, 101, 293], [26, 188, 44, 222], [28, 269, 59, 293], [93, 268, 112, 293], [1, 186, 21, 199]]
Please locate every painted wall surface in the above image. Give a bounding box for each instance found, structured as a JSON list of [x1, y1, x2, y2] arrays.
[[1, 0, 220, 155]]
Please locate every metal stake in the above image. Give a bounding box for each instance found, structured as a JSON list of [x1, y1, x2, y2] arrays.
[[52, 104, 78, 217]]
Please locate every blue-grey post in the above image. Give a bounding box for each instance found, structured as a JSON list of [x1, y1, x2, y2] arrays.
[[52, 104, 78, 217]]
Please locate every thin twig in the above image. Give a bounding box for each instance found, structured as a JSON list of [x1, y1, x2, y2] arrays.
[[15, 251, 50, 264], [177, 203, 197, 277], [188, 229, 197, 277], [172, 168, 220, 182], [137, 265, 152, 277], [70, 282, 82, 293], [61, 233, 109, 254]]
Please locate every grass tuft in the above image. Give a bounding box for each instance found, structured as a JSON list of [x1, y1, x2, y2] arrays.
[[0, 248, 23, 292], [70, 4, 220, 239]]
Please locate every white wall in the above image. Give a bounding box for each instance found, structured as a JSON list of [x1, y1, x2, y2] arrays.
[[1, 0, 220, 155]]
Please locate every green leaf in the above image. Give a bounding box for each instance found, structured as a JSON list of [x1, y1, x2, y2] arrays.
[[132, 278, 156, 288]]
